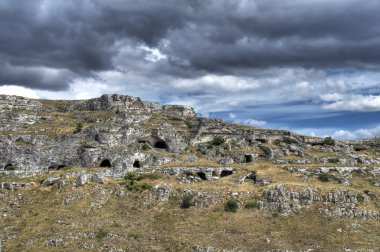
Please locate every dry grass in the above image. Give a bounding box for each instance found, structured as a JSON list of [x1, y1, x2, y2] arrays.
[[1, 179, 379, 251]]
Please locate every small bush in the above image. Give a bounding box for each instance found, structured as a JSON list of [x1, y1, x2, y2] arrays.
[[142, 144, 150, 150], [224, 199, 238, 213], [357, 195, 365, 204], [318, 173, 330, 182], [128, 231, 141, 239], [95, 229, 108, 239], [323, 136, 335, 146], [181, 194, 194, 209], [111, 221, 122, 228], [140, 182, 152, 190], [328, 157, 339, 163], [74, 121, 84, 134], [283, 137, 297, 144], [272, 212, 279, 218], [124, 171, 142, 181], [210, 136, 225, 146], [244, 200, 257, 209]]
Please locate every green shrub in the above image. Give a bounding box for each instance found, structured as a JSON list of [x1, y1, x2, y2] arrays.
[[140, 182, 152, 190], [272, 212, 279, 218], [128, 231, 141, 239], [142, 144, 150, 150], [327, 157, 339, 163], [124, 171, 142, 181], [95, 229, 108, 239], [357, 195, 365, 204], [74, 121, 84, 134], [244, 200, 257, 209], [323, 136, 335, 146], [210, 136, 225, 146], [318, 173, 330, 182], [125, 172, 151, 192], [180, 194, 194, 209], [111, 221, 122, 228], [283, 137, 297, 144], [224, 199, 238, 213]]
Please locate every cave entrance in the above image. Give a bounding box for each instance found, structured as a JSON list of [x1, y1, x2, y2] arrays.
[[100, 159, 112, 167], [197, 172, 207, 180], [154, 140, 168, 150], [245, 155, 254, 163], [57, 165, 66, 170], [133, 160, 141, 168], [220, 170, 233, 177]]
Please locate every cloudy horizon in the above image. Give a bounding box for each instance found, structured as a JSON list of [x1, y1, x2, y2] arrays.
[[1, 0, 380, 140]]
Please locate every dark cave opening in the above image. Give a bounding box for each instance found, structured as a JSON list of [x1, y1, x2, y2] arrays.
[[220, 170, 233, 177], [133, 160, 141, 168], [197, 172, 207, 180], [100, 159, 112, 168], [154, 140, 168, 149]]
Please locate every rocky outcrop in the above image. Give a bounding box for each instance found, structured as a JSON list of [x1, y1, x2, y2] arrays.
[[258, 185, 319, 215], [155, 166, 235, 182], [0, 181, 35, 190]]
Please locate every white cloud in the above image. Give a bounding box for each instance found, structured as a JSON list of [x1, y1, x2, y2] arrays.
[[0, 85, 39, 98], [172, 75, 260, 92], [232, 118, 267, 127], [319, 93, 344, 102], [139, 45, 168, 62], [322, 94, 380, 112], [228, 113, 237, 119], [332, 125, 380, 139]]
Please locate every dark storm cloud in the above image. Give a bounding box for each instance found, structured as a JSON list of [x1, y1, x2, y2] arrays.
[[1, 0, 380, 90]]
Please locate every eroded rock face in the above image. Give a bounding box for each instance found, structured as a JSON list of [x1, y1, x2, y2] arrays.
[[257, 185, 379, 218], [0, 182, 35, 190], [151, 183, 172, 204], [259, 185, 319, 215], [42, 176, 61, 186], [76, 174, 88, 187]]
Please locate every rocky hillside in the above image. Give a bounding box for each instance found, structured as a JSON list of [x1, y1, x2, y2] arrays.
[[0, 94, 379, 251]]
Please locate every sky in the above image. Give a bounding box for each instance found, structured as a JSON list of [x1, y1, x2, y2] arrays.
[[1, 0, 380, 139]]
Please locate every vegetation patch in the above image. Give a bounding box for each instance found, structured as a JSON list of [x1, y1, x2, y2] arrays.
[[224, 199, 238, 213], [244, 200, 257, 209], [318, 173, 330, 182], [124, 172, 151, 192], [180, 194, 194, 209], [95, 228, 108, 239], [323, 136, 335, 146], [283, 136, 298, 144], [328, 157, 339, 163], [210, 136, 225, 146]]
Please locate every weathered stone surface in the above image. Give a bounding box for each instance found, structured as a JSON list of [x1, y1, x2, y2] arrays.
[[91, 173, 107, 184], [0, 182, 35, 190], [155, 166, 235, 181], [151, 183, 172, 204], [42, 176, 61, 186], [76, 174, 88, 187]]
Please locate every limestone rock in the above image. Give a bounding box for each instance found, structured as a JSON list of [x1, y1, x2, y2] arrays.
[[151, 183, 172, 204], [76, 174, 88, 187], [42, 176, 61, 186]]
